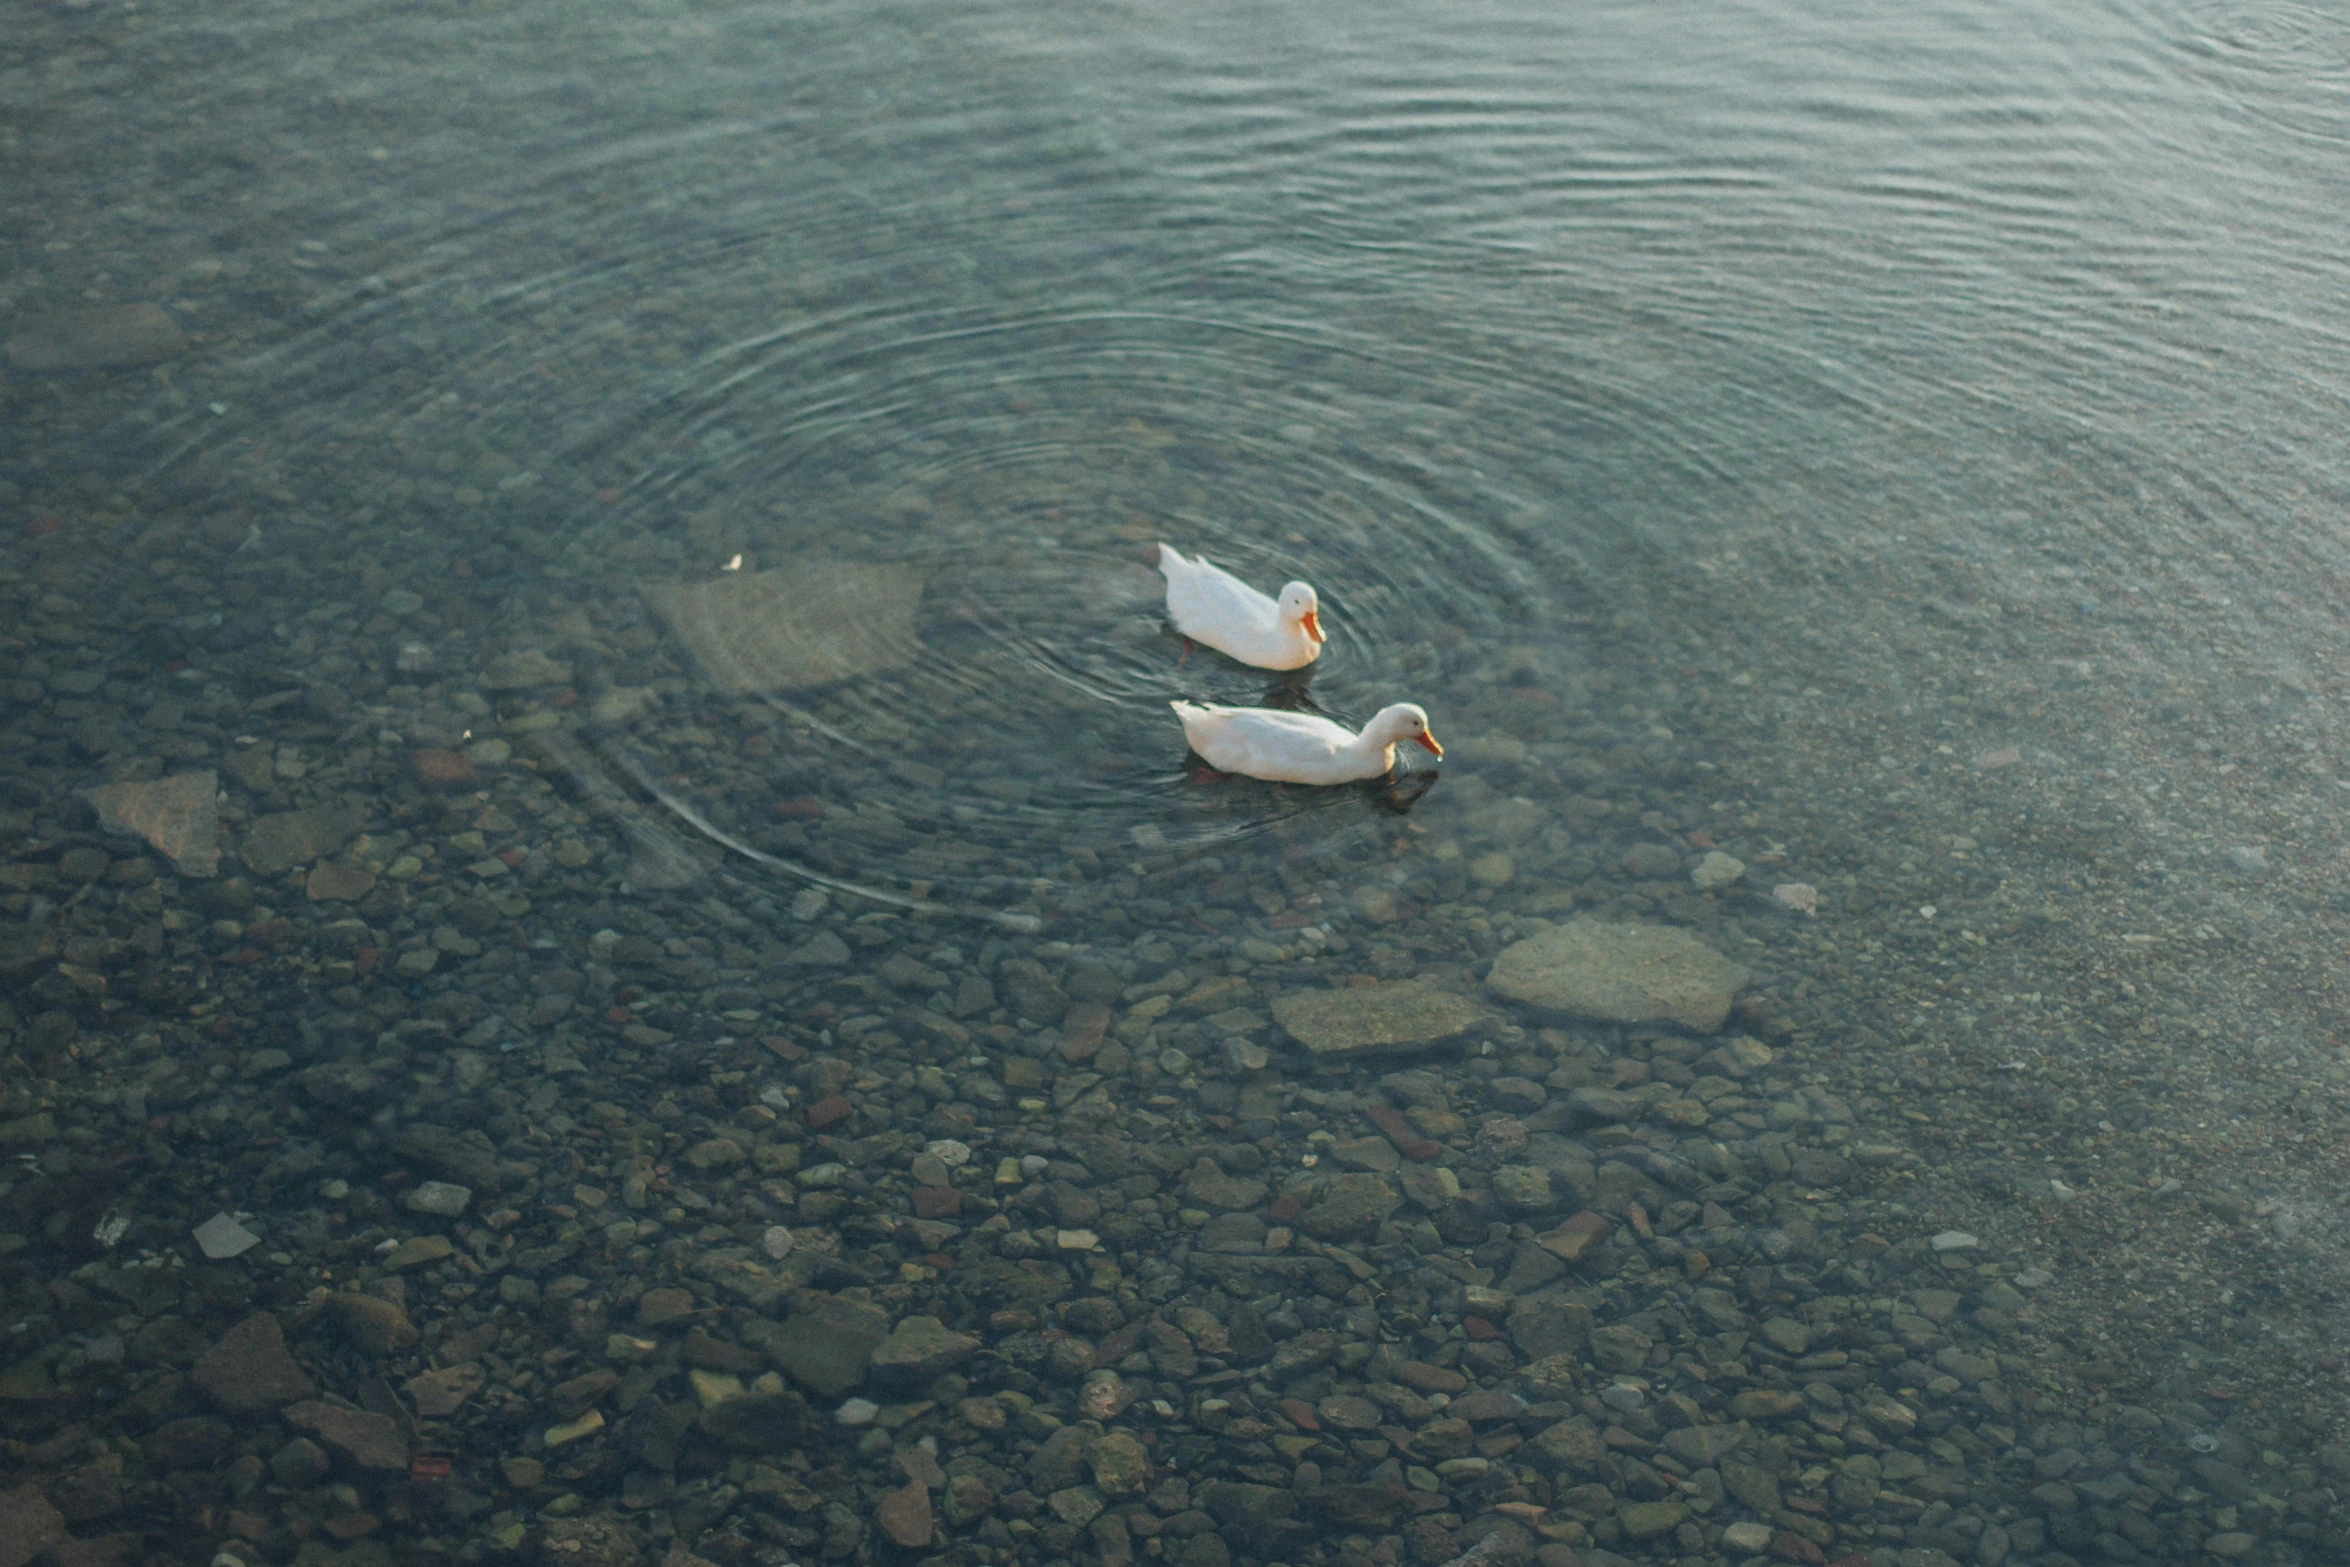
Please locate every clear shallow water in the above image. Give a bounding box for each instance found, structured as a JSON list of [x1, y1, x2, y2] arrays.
[[27, 0, 2350, 891], [8, 0, 2350, 1558]]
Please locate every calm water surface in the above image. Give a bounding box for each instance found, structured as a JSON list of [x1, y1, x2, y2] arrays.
[[5, 0, 2350, 1561]]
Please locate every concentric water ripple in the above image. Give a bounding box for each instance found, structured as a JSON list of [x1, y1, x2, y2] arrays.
[[47, 0, 2340, 925]]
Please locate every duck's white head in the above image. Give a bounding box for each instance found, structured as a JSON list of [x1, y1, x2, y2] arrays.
[[1368, 702, 1443, 758], [1277, 581, 1325, 644]]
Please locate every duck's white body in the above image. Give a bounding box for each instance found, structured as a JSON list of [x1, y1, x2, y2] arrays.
[[1171, 700, 1442, 785], [1157, 543, 1324, 670]]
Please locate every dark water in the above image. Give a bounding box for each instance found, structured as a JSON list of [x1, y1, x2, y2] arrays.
[[8, 0, 2350, 1556], [20, 0, 2347, 896]]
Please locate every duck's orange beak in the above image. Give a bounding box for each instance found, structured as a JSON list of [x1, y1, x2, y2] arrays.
[[1415, 730, 1444, 758], [1302, 609, 1326, 643]]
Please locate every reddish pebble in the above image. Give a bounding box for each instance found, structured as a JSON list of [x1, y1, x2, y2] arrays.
[[1267, 910, 1311, 929], [910, 1186, 963, 1219], [1267, 1195, 1302, 1224], [1771, 1532, 1826, 1566], [1275, 1398, 1320, 1431], [549, 688, 578, 708], [498, 848, 525, 868], [1463, 1316, 1504, 1341], [805, 1094, 853, 1130], [413, 749, 478, 788], [1537, 1210, 1614, 1262], [773, 797, 825, 820], [25, 516, 61, 538], [876, 1478, 931, 1549], [1365, 1104, 1443, 1162], [606, 1007, 633, 1025], [1059, 1002, 1110, 1061], [355, 947, 379, 976]]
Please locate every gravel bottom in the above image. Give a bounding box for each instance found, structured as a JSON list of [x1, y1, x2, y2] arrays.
[[3, 504, 2348, 1567]]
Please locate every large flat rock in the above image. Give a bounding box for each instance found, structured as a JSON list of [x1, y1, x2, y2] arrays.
[[0, 1483, 66, 1567], [869, 1315, 979, 1382], [239, 804, 365, 877], [1487, 918, 1748, 1032], [284, 1400, 407, 1470], [641, 561, 928, 693], [7, 304, 186, 371], [689, 1246, 815, 1311], [772, 1293, 890, 1398], [1271, 979, 1493, 1059], [192, 1312, 315, 1412], [82, 770, 220, 877]]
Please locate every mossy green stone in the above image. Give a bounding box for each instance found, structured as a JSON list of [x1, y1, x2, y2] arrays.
[[1618, 1500, 1687, 1540], [1271, 979, 1493, 1058]]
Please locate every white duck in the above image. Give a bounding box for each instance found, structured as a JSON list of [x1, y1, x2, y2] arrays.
[[1171, 700, 1442, 785], [1157, 543, 1325, 670]]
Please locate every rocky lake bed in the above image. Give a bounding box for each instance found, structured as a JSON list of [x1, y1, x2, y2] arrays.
[[1, 535, 2344, 1567]]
